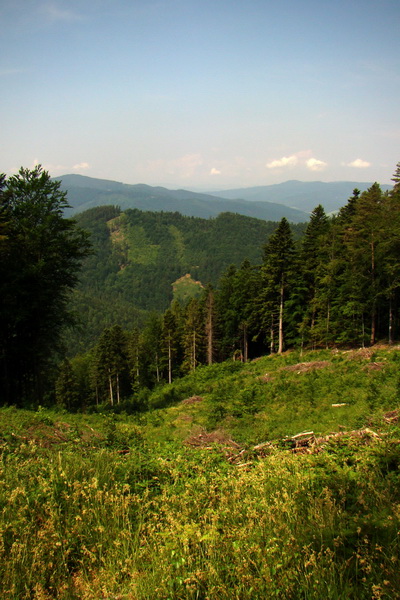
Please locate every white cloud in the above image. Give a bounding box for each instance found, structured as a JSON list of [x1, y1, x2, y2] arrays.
[[347, 158, 371, 168], [210, 167, 221, 175], [266, 155, 298, 169], [306, 158, 327, 171], [73, 162, 90, 170], [42, 2, 83, 22]]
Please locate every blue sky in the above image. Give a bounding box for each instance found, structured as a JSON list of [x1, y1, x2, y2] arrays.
[[1, 0, 399, 189]]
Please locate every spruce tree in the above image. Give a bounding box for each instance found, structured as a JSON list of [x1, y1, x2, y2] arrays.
[[0, 166, 91, 405], [260, 218, 296, 354], [298, 205, 331, 348]]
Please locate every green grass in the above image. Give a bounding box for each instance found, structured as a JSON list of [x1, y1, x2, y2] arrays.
[[0, 346, 399, 598]]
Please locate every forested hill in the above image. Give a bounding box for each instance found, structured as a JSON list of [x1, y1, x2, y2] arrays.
[[69, 207, 304, 352], [56, 174, 309, 222]]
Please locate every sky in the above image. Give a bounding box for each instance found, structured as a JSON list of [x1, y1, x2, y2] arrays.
[[1, 0, 399, 190]]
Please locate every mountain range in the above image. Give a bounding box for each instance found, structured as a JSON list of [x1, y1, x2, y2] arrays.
[[209, 179, 392, 213], [56, 174, 392, 223]]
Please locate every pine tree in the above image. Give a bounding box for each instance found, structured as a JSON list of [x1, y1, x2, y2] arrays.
[[203, 285, 216, 365], [161, 309, 178, 383], [260, 218, 296, 354], [0, 166, 91, 405], [215, 265, 240, 360], [182, 298, 205, 371], [55, 359, 80, 411], [391, 161, 400, 194], [94, 325, 129, 405], [139, 314, 164, 386], [298, 205, 331, 348], [342, 183, 385, 345]]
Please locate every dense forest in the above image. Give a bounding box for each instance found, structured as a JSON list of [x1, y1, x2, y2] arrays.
[[67, 207, 305, 351]]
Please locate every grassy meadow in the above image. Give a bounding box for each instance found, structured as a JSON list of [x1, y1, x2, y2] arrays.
[[0, 346, 399, 599]]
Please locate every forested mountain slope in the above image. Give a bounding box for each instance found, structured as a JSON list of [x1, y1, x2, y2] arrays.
[[68, 207, 305, 352]]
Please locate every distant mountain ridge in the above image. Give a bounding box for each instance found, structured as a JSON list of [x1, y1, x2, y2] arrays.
[[55, 175, 309, 223], [56, 174, 392, 222], [209, 179, 392, 213]]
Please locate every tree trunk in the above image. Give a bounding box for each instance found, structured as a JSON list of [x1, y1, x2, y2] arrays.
[[168, 339, 172, 384], [278, 282, 284, 354], [206, 292, 214, 365], [108, 369, 114, 406], [389, 295, 394, 345], [270, 314, 275, 354], [243, 323, 248, 362], [192, 331, 196, 371], [325, 302, 330, 349], [370, 237, 376, 346]]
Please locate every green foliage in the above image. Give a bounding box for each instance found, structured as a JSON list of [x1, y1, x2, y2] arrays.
[[67, 208, 290, 352], [0, 166, 91, 406]]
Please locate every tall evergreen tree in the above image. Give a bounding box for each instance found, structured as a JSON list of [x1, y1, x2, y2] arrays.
[[94, 325, 129, 405], [203, 285, 216, 365], [340, 183, 385, 345], [260, 218, 296, 353], [298, 205, 331, 348], [139, 314, 164, 386], [0, 166, 91, 405], [182, 297, 205, 371], [161, 309, 178, 383], [215, 265, 240, 360], [55, 359, 80, 411]]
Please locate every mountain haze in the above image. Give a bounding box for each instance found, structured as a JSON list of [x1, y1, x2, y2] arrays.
[[210, 179, 392, 213], [56, 175, 309, 222]]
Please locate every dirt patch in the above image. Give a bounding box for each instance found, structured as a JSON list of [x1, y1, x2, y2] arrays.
[[12, 420, 103, 448], [185, 429, 240, 449], [364, 362, 386, 371], [383, 410, 399, 424], [281, 360, 330, 373], [23, 421, 71, 447], [259, 374, 274, 383], [176, 414, 193, 423], [181, 395, 203, 405], [345, 348, 375, 360]]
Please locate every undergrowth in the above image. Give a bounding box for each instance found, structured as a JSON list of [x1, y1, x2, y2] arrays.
[[0, 347, 399, 599]]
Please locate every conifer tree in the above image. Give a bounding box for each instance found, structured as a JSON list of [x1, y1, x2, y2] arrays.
[[298, 205, 331, 348], [203, 285, 216, 365], [340, 183, 385, 345], [94, 325, 129, 405], [260, 218, 296, 353], [215, 265, 240, 359], [139, 314, 164, 386], [55, 359, 80, 411], [182, 297, 205, 371], [162, 309, 178, 383], [0, 165, 91, 405]]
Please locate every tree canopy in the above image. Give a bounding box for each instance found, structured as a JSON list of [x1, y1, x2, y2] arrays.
[[0, 165, 91, 405]]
